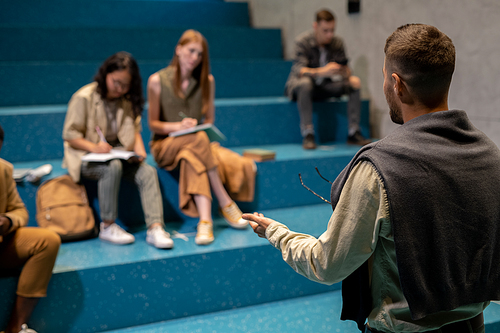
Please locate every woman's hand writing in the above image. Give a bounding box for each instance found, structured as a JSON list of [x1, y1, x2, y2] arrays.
[[179, 117, 198, 130], [92, 141, 112, 153]]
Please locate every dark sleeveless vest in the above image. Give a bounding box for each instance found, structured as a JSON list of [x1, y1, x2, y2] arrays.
[[330, 110, 500, 330]]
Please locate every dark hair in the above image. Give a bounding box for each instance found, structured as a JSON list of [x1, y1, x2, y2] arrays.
[[169, 30, 211, 115], [94, 51, 144, 118], [0, 123, 3, 143], [384, 24, 455, 108], [316, 9, 335, 23]]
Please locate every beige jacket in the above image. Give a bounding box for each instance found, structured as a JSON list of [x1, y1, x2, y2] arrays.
[[0, 158, 29, 242], [62, 82, 141, 182]]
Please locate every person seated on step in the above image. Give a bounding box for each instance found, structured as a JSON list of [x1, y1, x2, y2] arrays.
[[62, 52, 173, 249], [285, 9, 370, 149], [245, 24, 498, 333], [147, 29, 255, 246], [0, 124, 61, 333]]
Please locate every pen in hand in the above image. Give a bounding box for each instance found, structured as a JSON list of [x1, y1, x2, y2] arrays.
[[94, 126, 111, 153], [95, 126, 107, 143], [178, 112, 197, 129]]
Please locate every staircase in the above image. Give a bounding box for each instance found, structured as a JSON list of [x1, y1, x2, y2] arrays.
[[2, 0, 498, 332]]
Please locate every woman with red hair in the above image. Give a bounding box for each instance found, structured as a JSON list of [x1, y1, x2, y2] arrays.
[[148, 30, 254, 245]]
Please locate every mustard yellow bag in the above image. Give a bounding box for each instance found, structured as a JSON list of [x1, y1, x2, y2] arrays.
[[36, 175, 96, 242]]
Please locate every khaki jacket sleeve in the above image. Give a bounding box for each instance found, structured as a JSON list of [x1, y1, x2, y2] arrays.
[[0, 160, 28, 239], [63, 91, 88, 141]]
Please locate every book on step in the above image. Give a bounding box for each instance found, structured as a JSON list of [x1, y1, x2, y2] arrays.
[[169, 123, 227, 142], [81, 149, 140, 162], [243, 148, 276, 162]]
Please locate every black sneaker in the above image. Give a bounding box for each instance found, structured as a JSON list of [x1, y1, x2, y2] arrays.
[[302, 134, 317, 150], [347, 132, 371, 146]]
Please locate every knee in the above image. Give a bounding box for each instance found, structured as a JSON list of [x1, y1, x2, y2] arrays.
[[141, 163, 159, 181], [349, 76, 361, 90], [107, 159, 123, 177], [194, 131, 210, 147], [36, 229, 61, 257], [296, 77, 314, 94]]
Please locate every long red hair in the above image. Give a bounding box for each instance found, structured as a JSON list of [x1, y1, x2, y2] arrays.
[[170, 29, 211, 115]]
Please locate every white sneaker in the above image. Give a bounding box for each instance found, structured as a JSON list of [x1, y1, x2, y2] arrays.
[[195, 220, 214, 245], [220, 202, 249, 229], [146, 225, 174, 249], [99, 222, 135, 245], [19, 324, 37, 333]]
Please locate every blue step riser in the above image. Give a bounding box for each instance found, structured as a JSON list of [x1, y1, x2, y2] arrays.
[[0, 0, 249, 28], [154, 153, 351, 221], [0, 113, 65, 163], [16, 151, 353, 227], [156, 154, 355, 218], [243, 155, 354, 211], [0, 100, 369, 163], [219, 100, 370, 146], [0, 246, 340, 332], [0, 61, 292, 106], [0, 27, 282, 62]]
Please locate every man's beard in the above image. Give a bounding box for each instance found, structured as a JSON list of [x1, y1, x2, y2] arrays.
[[389, 107, 403, 125], [385, 87, 403, 125]]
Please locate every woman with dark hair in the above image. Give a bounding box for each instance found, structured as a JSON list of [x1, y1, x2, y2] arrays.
[[62, 52, 173, 248], [147, 30, 255, 246]]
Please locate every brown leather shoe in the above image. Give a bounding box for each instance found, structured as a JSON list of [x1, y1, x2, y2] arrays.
[[302, 134, 317, 149], [347, 132, 371, 146]]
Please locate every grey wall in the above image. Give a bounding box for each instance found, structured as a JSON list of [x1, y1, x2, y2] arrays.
[[230, 0, 500, 145]]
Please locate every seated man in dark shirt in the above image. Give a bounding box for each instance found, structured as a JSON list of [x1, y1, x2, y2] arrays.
[[285, 9, 370, 149]]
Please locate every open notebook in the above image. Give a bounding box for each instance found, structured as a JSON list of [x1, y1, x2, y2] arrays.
[[169, 123, 226, 142], [81, 149, 140, 162]]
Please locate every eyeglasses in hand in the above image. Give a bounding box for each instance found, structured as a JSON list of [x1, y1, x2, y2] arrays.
[[299, 167, 332, 204]]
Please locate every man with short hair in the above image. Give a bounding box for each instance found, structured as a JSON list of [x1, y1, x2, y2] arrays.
[[285, 9, 370, 149], [245, 24, 500, 332]]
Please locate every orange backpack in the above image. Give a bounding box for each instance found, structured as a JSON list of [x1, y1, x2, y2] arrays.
[[36, 175, 97, 242]]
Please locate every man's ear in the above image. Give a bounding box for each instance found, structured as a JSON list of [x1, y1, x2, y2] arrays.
[[392, 73, 413, 103], [392, 73, 404, 96]]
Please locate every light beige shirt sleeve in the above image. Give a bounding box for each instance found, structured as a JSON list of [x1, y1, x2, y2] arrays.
[[265, 160, 386, 285]]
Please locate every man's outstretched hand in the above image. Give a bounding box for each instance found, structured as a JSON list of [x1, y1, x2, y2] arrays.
[[242, 212, 277, 239]]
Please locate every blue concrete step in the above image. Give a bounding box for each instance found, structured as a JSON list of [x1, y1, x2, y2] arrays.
[[0, 0, 249, 28], [0, 26, 283, 62], [105, 290, 359, 333], [161, 143, 366, 215], [104, 293, 500, 333], [215, 97, 370, 147], [2, 96, 370, 226], [3, 201, 500, 332], [0, 204, 340, 333], [0, 60, 292, 106], [10, 142, 365, 227], [0, 97, 369, 163]]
